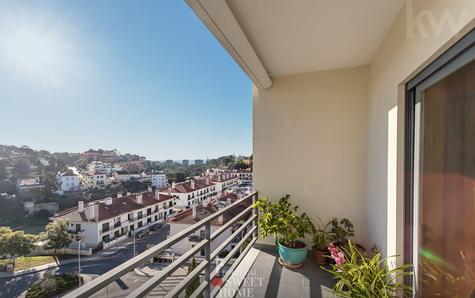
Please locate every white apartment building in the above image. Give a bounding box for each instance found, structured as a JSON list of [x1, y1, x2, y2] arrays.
[[113, 171, 142, 182], [16, 177, 44, 193], [53, 191, 177, 249], [150, 172, 168, 188], [58, 170, 80, 192], [87, 161, 112, 175], [210, 174, 238, 192], [236, 170, 252, 182], [159, 179, 216, 208], [80, 173, 107, 189]]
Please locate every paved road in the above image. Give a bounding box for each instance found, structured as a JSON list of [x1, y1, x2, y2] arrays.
[[0, 224, 170, 298]]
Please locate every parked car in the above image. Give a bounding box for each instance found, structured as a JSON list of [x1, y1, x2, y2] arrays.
[[150, 220, 165, 231], [135, 229, 148, 238]]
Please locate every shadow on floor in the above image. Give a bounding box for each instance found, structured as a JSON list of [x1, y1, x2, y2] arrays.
[[243, 246, 335, 298]]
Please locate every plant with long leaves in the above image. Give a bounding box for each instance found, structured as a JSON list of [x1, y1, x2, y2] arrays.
[[252, 195, 312, 248], [324, 241, 412, 298], [309, 218, 336, 250]]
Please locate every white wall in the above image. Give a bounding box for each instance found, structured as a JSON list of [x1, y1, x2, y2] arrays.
[[253, 66, 370, 246], [366, 0, 475, 257], [252, 0, 475, 257]]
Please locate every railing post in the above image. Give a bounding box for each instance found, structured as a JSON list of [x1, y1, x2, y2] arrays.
[[204, 221, 211, 298], [252, 192, 258, 239]]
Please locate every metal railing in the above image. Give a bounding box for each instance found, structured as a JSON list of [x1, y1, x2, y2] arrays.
[[64, 191, 258, 298]]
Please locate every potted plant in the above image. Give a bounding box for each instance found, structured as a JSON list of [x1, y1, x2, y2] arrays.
[[330, 218, 355, 243], [309, 218, 335, 265], [253, 195, 312, 267], [325, 241, 412, 297]]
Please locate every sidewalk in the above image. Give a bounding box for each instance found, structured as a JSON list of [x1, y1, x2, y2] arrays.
[[0, 258, 80, 279], [0, 223, 169, 279]]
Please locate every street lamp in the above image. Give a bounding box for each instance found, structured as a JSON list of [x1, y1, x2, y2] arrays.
[[133, 216, 136, 257], [76, 236, 82, 287]]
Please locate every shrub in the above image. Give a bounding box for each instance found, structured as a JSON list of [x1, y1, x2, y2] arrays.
[[26, 273, 80, 298], [252, 195, 312, 248], [324, 241, 412, 298]]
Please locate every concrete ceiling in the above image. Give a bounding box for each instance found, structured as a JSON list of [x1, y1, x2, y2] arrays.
[[226, 0, 406, 76]]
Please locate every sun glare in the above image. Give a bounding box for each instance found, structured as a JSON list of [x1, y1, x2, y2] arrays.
[[0, 22, 72, 85]]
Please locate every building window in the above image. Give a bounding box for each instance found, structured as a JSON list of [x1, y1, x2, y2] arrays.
[[102, 222, 110, 233]]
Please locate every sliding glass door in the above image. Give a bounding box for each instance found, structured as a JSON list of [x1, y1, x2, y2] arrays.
[[406, 30, 475, 297]]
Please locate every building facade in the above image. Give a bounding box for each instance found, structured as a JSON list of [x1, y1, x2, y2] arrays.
[[150, 172, 168, 189], [159, 179, 216, 208], [80, 173, 107, 189], [53, 191, 177, 249], [58, 170, 80, 192], [210, 174, 238, 192]]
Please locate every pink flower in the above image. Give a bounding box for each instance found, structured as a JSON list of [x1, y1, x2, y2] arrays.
[[327, 243, 346, 266]]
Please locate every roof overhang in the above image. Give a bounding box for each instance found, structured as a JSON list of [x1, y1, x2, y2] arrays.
[[186, 0, 272, 89], [186, 0, 406, 90]]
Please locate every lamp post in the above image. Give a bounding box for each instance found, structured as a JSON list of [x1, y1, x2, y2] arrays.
[[133, 216, 136, 257], [76, 236, 82, 287]]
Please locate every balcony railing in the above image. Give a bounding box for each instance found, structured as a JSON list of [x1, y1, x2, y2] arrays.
[[64, 191, 258, 298]]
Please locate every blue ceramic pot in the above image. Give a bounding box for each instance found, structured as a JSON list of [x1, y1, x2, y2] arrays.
[[278, 241, 307, 266]]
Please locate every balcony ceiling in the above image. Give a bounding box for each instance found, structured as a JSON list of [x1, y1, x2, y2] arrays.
[[187, 0, 405, 88], [226, 0, 405, 76]]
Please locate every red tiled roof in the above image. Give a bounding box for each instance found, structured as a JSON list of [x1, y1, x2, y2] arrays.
[[218, 192, 238, 202], [169, 197, 250, 226], [60, 169, 77, 177], [210, 174, 236, 183], [53, 191, 177, 223], [159, 179, 214, 194]]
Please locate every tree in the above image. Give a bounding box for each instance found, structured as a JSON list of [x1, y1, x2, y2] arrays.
[[231, 161, 248, 170], [0, 179, 16, 194], [0, 226, 13, 237], [42, 173, 59, 201], [174, 173, 186, 183], [0, 229, 36, 269], [76, 159, 89, 170], [42, 221, 71, 258], [185, 258, 203, 298], [12, 159, 31, 179], [0, 160, 8, 179]]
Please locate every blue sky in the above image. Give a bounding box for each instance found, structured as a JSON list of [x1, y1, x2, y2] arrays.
[[0, 1, 252, 160]]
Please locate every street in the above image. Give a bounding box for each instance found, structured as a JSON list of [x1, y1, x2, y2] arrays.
[[0, 224, 171, 298]]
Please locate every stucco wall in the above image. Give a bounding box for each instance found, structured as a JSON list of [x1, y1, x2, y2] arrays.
[[253, 66, 370, 246], [251, 0, 475, 257], [367, 0, 475, 257]]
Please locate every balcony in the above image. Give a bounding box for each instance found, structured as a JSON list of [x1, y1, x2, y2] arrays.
[[113, 222, 121, 229], [64, 192, 258, 298], [241, 245, 335, 298], [64, 191, 337, 298]]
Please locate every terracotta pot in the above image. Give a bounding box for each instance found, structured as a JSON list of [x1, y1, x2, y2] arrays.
[[312, 247, 327, 265]]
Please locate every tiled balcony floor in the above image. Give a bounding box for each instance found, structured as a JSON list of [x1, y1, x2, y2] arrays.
[[239, 245, 335, 298]]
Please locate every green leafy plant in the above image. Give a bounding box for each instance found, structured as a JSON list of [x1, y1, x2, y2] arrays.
[[419, 250, 475, 297], [41, 220, 72, 259], [252, 195, 312, 248], [309, 218, 335, 250], [325, 241, 412, 298], [26, 273, 81, 298], [0, 227, 36, 269], [330, 218, 354, 243], [185, 258, 203, 298]]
